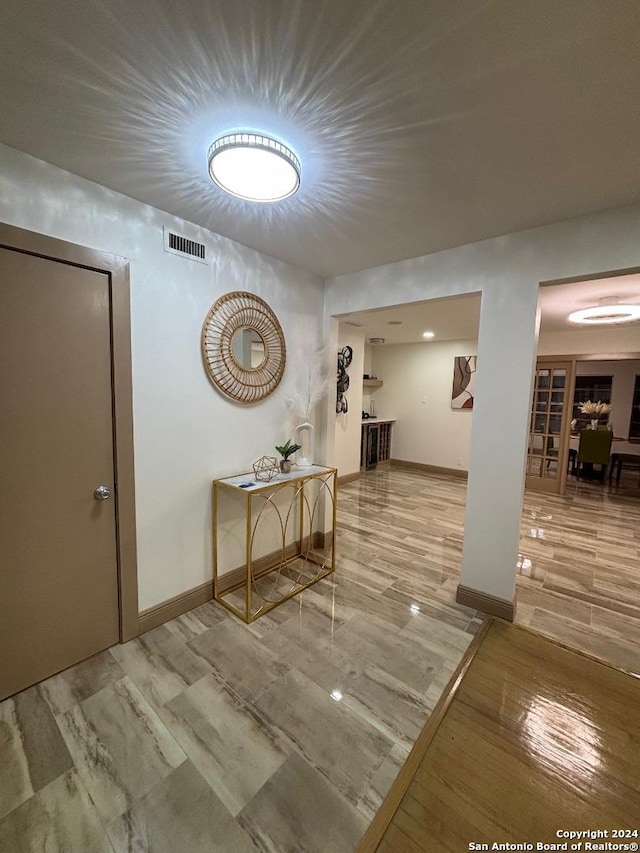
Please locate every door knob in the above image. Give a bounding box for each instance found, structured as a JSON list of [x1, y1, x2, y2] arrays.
[[93, 485, 111, 501]]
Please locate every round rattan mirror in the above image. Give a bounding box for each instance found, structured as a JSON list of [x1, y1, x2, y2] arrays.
[[201, 291, 286, 403]]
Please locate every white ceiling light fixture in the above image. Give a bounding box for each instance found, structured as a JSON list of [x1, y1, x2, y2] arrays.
[[208, 133, 301, 203], [568, 297, 640, 325], [422, 330, 435, 338]]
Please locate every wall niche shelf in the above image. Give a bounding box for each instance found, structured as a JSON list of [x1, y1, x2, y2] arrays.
[[363, 379, 383, 389]]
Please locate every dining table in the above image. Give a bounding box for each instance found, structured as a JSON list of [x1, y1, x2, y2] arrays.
[[568, 432, 630, 477], [609, 451, 640, 485], [569, 433, 626, 452]]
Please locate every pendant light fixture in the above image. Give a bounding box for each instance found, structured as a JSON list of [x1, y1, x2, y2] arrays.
[[568, 296, 640, 325], [208, 133, 301, 203]]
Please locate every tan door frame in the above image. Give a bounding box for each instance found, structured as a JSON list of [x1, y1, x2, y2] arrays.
[[530, 357, 576, 495], [0, 221, 139, 642]]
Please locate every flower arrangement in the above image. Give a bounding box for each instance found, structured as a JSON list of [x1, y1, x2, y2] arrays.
[[285, 329, 333, 468], [284, 320, 333, 424], [285, 344, 333, 423], [579, 400, 612, 417]]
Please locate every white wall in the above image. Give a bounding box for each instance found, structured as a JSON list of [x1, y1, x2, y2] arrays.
[[6, 137, 639, 612], [368, 328, 639, 473], [537, 325, 640, 356], [370, 340, 477, 470], [325, 202, 640, 603], [0, 143, 324, 610], [363, 344, 373, 376], [334, 326, 365, 477], [362, 343, 374, 414], [362, 327, 640, 470]]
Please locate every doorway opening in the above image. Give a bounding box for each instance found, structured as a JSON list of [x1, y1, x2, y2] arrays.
[[332, 292, 481, 617], [516, 269, 640, 673]]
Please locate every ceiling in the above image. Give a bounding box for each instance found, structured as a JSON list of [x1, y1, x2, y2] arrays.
[[339, 275, 640, 344], [538, 274, 640, 333], [2, 1, 640, 278], [340, 293, 482, 344]]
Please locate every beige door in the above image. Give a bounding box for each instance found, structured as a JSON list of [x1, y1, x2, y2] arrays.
[[525, 361, 574, 494], [0, 247, 120, 701]]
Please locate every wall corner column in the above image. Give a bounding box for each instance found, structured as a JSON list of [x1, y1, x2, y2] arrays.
[[457, 282, 540, 620]]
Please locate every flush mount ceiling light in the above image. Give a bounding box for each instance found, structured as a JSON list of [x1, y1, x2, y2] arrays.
[[208, 133, 301, 203], [568, 297, 640, 325], [422, 330, 435, 338]]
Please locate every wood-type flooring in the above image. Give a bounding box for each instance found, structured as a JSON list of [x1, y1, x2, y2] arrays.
[[0, 468, 482, 852], [341, 464, 640, 674], [360, 618, 640, 852], [0, 464, 638, 851]]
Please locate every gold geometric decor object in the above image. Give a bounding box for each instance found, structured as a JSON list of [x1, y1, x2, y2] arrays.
[[252, 456, 279, 482], [201, 291, 286, 404]]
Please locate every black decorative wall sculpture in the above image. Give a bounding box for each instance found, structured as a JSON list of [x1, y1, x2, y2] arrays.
[[336, 345, 353, 414]]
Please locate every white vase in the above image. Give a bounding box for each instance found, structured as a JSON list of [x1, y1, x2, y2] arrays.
[[590, 419, 599, 430], [294, 422, 314, 467]]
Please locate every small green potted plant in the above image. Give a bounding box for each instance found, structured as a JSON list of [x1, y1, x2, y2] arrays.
[[275, 439, 302, 474]]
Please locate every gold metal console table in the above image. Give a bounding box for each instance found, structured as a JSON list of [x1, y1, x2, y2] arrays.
[[212, 465, 337, 623]]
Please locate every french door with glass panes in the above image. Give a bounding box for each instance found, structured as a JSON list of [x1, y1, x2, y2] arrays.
[[526, 361, 574, 494]]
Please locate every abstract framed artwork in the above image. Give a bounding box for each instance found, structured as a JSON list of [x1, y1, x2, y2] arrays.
[[452, 355, 477, 409]]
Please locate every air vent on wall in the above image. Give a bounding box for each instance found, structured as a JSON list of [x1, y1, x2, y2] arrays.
[[163, 227, 208, 264]]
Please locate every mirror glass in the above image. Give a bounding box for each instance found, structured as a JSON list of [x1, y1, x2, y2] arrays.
[[202, 291, 286, 404], [231, 327, 266, 369]]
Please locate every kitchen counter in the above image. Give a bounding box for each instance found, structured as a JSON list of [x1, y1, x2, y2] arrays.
[[361, 417, 396, 424]]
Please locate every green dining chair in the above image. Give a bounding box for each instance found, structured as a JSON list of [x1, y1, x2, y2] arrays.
[[545, 435, 558, 470], [576, 429, 613, 482]]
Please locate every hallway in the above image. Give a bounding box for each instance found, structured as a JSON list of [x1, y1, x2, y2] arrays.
[[341, 465, 640, 675], [1, 464, 638, 851]]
